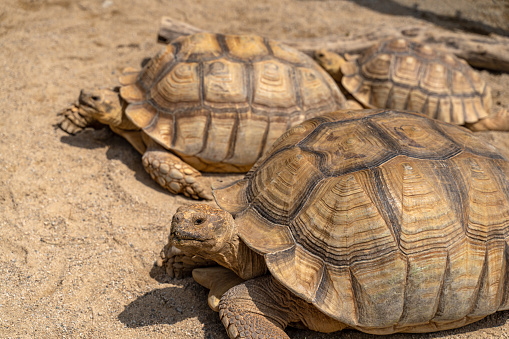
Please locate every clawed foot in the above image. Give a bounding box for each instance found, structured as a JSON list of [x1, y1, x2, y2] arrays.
[[159, 244, 216, 279], [143, 150, 213, 200], [57, 104, 90, 134]]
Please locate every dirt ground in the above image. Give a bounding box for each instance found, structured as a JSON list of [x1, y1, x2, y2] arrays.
[[2, 0, 509, 338]]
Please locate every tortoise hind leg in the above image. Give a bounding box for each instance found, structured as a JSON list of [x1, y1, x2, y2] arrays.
[[142, 141, 213, 200], [466, 108, 509, 132], [218, 276, 346, 338]]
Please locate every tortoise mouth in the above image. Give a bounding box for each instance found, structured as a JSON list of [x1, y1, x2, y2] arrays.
[[170, 231, 206, 244]]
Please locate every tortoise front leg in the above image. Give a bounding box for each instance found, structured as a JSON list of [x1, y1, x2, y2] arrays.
[[58, 104, 100, 134], [158, 244, 216, 278], [192, 266, 246, 312], [218, 275, 346, 338], [142, 142, 213, 200], [218, 276, 291, 339]]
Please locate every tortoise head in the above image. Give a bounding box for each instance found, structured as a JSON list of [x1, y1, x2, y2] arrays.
[[58, 87, 124, 134], [77, 87, 124, 127], [170, 204, 238, 265], [314, 49, 346, 83]]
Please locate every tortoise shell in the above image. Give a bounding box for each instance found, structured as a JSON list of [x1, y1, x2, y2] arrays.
[[118, 32, 346, 172], [214, 109, 509, 333], [341, 38, 492, 125]]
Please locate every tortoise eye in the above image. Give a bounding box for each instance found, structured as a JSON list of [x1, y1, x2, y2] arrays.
[[194, 217, 205, 225]]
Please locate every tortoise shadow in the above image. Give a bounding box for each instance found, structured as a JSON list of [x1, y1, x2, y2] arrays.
[[58, 126, 115, 150], [119, 264, 227, 338], [346, 0, 509, 37], [59, 127, 166, 191], [58, 126, 186, 196], [58, 125, 236, 200]]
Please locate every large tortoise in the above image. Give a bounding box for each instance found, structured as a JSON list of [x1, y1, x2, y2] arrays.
[[315, 38, 509, 132], [58, 32, 345, 199], [166, 108, 509, 338]]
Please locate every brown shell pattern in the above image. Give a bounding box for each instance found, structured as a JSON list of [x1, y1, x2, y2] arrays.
[[214, 109, 509, 333], [341, 38, 492, 125], [119, 33, 345, 172]]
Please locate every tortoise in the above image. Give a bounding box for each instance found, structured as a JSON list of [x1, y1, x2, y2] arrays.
[[164, 108, 509, 338], [314, 37, 509, 132], [58, 32, 346, 200]]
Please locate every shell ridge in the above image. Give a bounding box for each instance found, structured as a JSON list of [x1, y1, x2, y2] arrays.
[[256, 118, 271, 161], [195, 61, 208, 155], [310, 257, 326, 302], [245, 59, 254, 111], [224, 111, 240, 160], [369, 166, 402, 248], [262, 37, 274, 56], [397, 254, 412, 325], [264, 244, 328, 304], [215, 33, 228, 54], [436, 159, 468, 235], [433, 252, 451, 320], [467, 248, 490, 316], [196, 109, 211, 156], [498, 242, 509, 310], [289, 67, 304, 115], [348, 267, 362, 325], [384, 85, 396, 110], [143, 103, 160, 131]]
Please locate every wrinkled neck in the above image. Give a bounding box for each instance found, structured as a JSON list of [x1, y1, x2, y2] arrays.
[[117, 101, 139, 131], [215, 235, 266, 280], [234, 240, 267, 280]]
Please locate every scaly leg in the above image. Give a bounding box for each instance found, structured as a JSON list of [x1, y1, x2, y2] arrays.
[[58, 104, 99, 134], [218, 276, 346, 338], [219, 276, 291, 339], [142, 142, 213, 200], [158, 244, 216, 278], [192, 266, 246, 312]]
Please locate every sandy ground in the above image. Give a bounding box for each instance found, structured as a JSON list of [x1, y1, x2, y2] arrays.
[[2, 0, 509, 338]]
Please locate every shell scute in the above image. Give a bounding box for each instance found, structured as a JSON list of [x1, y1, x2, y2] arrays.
[[252, 60, 297, 110], [153, 62, 201, 108], [368, 112, 461, 159], [203, 59, 248, 105], [172, 110, 208, 155], [298, 119, 396, 175]]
